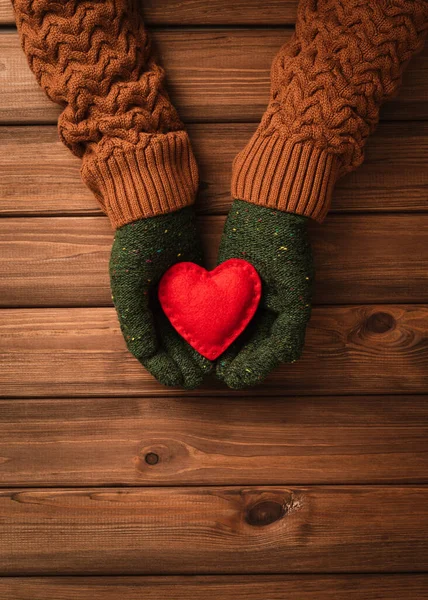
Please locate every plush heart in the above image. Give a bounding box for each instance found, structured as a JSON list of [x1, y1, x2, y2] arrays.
[[158, 259, 262, 360]]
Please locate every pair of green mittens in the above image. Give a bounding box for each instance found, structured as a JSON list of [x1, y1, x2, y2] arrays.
[[110, 199, 314, 389]]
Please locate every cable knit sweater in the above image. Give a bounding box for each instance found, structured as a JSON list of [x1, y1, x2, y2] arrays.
[[232, 0, 428, 221], [13, 0, 198, 227], [13, 0, 428, 227]]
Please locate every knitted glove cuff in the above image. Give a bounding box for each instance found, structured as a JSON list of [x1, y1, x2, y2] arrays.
[[81, 131, 199, 229], [231, 131, 341, 223]]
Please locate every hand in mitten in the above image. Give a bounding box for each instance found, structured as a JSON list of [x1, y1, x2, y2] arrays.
[[216, 200, 314, 389], [110, 207, 213, 388]]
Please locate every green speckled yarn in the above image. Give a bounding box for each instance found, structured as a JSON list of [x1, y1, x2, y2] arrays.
[[216, 199, 314, 389], [110, 207, 212, 389]]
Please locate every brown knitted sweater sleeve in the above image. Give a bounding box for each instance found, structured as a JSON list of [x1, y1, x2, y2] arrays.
[[232, 0, 428, 222], [12, 0, 198, 228]]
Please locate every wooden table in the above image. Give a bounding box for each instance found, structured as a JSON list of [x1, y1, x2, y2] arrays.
[[0, 1, 427, 598]]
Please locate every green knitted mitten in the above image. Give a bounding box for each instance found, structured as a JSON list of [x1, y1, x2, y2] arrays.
[[216, 199, 314, 389], [110, 207, 213, 388]]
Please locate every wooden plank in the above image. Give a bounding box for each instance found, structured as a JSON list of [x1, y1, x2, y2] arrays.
[[0, 1, 14, 25], [1, 31, 427, 123], [2, 0, 299, 26], [1, 486, 428, 574], [0, 305, 426, 397], [1, 123, 428, 217], [0, 214, 426, 307], [1, 396, 427, 486], [2, 575, 428, 600]]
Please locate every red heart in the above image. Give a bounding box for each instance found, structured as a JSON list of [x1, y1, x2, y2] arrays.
[[158, 259, 262, 360]]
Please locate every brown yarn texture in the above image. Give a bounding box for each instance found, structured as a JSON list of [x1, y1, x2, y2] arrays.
[[13, 0, 198, 228], [13, 0, 428, 226], [232, 0, 428, 221]]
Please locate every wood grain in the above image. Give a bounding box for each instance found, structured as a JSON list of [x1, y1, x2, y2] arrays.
[[2, 575, 428, 599], [1, 486, 428, 574], [1, 395, 427, 486], [0, 305, 426, 397], [1, 31, 427, 124], [1, 123, 428, 217], [0, 214, 426, 307], [1, 0, 299, 25]]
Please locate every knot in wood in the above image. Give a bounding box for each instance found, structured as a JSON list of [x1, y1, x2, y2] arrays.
[[144, 452, 159, 466], [366, 312, 396, 334], [246, 500, 286, 527]]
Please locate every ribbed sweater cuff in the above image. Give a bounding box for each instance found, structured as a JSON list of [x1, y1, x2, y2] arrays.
[[231, 132, 341, 223], [81, 132, 198, 229]]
